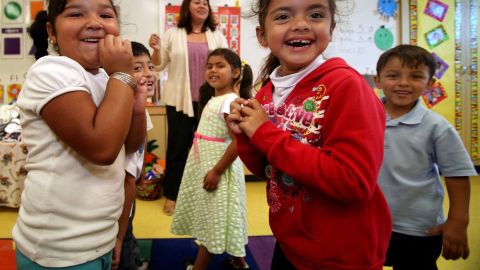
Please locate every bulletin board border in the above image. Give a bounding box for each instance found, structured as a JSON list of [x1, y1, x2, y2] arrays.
[[454, 0, 463, 135], [469, 0, 479, 163]]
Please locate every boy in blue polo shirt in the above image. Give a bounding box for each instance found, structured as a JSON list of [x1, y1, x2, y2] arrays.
[[374, 44, 476, 270]]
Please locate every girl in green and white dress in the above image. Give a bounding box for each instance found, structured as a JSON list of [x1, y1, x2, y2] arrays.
[[171, 48, 253, 270]]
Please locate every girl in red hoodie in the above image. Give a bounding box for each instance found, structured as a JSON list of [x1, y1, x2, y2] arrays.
[[227, 0, 391, 269]]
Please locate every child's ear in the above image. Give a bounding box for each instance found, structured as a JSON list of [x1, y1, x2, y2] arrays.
[[233, 67, 241, 80], [46, 22, 56, 43], [256, 27, 268, 48]]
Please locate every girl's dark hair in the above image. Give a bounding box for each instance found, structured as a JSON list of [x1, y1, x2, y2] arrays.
[[199, 48, 253, 115], [131, 41, 151, 58], [29, 10, 49, 59], [251, 0, 337, 83], [29, 0, 118, 60], [376, 44, 437, 80], [177, 0, 217, 33]]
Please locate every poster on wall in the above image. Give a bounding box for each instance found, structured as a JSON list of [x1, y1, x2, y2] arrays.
[[2, 0, 25, 24], [164, 5, 241, 55], [217, 6, 241, 55], [1, 28, 23, 59], [165, 5, 180, 31]]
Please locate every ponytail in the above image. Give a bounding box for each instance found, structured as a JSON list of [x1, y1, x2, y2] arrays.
[[238, 62, 253, 100], [29, 10, 49, 60]]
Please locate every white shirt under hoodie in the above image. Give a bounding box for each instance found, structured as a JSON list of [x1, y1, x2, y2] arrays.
[[270, 54, 326, 108]]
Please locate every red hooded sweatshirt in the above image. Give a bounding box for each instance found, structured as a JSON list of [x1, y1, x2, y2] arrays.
[[236, 58, 391, 270]]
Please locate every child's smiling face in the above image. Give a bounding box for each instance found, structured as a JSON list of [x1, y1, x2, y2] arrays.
[[256, 0, 334, 76], [47, 0, 119, 71], [205, 55, 240, 93], [133, 54, 156, 93], [375, 56, 434, 116]]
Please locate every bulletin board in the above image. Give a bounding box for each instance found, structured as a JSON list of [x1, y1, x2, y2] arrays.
[[324, 0, 401, 75]]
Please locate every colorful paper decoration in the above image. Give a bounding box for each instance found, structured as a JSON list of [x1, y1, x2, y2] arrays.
[[7, 83, 21, 103], [374, 26, 394, 51], [431, 52, 449, 79], [2, 0, 24, 24], [0, 84, 4, 104], [422, 79, 447, 108], [29, 0, 44, 21], [377, 0, 398, 20], [424, 25, 449, 48], [424, 0, 448, 22]]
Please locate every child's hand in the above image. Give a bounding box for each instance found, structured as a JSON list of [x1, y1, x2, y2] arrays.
[[238, 99, 269, 138], [203, 169, 221, 191], [149, 34, 161, 51], [99, 35, 134, 75], [426, 219, 469, 260], [227, 98, 247, 134], [132, 78, 149, 115]]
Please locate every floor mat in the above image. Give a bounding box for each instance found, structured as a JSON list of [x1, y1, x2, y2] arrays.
[[147, 238, 264, 270]]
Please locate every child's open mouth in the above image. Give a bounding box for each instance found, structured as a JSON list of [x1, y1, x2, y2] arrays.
[[286, 39, 312, 48]]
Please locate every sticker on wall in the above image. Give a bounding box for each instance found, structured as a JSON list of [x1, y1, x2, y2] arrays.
[[431, 52, 449, 79], [377, 0, 398, 20], [422, 79, 447, 108], [425, 25, 449, 48], [1, 28, 23, 58], [374, 26, 394, 51], [424, 0, 448, 22], [7, 83, 22, 103], [2, 0, 25, 24]]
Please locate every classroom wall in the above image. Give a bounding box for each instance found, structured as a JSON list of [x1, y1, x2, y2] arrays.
[[117, 0, 268, 83]]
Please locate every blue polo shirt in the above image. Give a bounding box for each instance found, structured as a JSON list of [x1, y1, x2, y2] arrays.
[[378, 99, 476, 236]]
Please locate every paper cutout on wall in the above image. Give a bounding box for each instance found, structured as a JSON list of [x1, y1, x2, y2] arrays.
[[377, 0, 398, 20], [7, 83, 21, 103], [29, 0, 44, 21], [1, 28, 23, 58], [0, 84, 4, 104], [424, 0, 448, 22], [374, 26, 394, 51], [2, 0, 24, 24], [422, 79, 447, 108], [425, 25, 449, 48], [431, 52, 449, 79]]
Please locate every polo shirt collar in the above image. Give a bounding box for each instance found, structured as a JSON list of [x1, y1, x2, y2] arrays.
[[383, 98, 427, 125]]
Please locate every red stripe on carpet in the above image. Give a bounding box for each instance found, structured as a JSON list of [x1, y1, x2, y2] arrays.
[[0, 239, 16, 270]]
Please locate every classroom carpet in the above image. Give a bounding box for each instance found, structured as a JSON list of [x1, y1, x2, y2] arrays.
[[1, 179, 480, 270]]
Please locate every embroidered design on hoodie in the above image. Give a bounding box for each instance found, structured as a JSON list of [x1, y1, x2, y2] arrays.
[[265, 83, 328, 213]]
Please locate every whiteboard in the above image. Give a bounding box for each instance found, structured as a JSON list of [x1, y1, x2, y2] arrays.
[[324, 0, 400, 75]]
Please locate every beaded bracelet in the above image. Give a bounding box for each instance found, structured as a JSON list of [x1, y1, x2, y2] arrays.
[[110, 72, 137, 90]]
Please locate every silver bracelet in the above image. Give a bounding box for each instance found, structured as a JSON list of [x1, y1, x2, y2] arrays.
[[110, 72, 137, 90]]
